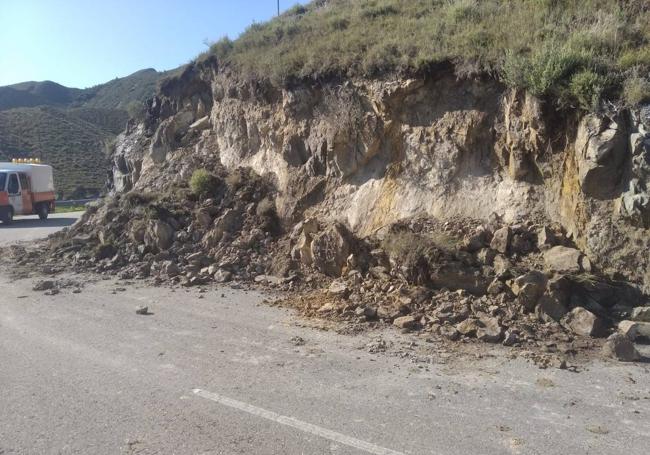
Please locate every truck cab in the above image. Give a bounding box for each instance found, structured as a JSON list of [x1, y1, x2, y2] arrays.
[[0, 162, 56, 224]]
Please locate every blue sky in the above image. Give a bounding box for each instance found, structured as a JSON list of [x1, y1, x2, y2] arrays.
[[0, 0, 306, 88]]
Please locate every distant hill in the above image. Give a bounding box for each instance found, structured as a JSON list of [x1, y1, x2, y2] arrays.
[[0, 68, 166, 199]]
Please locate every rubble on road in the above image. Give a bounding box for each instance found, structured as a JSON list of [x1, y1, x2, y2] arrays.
[[2, 165, 648, 364]]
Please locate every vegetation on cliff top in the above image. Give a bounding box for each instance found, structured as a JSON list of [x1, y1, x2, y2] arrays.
[[203, 0, 650, 110]]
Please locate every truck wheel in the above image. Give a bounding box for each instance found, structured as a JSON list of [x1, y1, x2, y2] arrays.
[[37, 203, 49, 220], [1, 207, 13, 225]]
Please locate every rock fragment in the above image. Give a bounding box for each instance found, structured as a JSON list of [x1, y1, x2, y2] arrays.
[[135, 306, 149, 315], [618, 320, 650, 340], [393, 315, 417, 330], [490, 227, 511, 254], [563, 307, 605, 337], [543, 246, 585, 273], [602, 333, 640, 362], [33, 280, 56, 291], [631, 306, 650, 322]]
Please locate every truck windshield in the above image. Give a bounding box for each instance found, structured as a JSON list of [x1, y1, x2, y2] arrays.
[[0, 172, 6, 191]]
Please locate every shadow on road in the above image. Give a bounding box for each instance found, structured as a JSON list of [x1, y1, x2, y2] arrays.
[[0, 217, 78, 230]]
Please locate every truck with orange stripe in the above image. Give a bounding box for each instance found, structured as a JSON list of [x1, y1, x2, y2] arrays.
[[0, 162, 56, 224]]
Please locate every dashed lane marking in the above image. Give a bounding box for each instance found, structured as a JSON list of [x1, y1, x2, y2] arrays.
[[193, 388, 408, 455]]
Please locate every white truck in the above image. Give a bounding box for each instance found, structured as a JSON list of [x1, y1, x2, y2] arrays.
[[0, 162, 56, 224]]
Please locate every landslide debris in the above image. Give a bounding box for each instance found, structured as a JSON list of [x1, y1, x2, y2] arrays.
[[3, 169, 648, 364]]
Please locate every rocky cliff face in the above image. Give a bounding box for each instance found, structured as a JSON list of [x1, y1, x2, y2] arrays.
[[111, 58, 650, 293]]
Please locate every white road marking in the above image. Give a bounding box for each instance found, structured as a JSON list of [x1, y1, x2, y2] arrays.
[[193, 388, 407, 455]]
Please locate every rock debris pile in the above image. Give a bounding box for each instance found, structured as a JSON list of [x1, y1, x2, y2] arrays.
[[4, 173, 648, 362]]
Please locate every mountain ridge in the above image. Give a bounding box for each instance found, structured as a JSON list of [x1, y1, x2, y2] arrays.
[[0, 68, 168, 198]]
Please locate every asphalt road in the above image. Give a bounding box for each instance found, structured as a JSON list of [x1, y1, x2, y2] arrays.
[[0, 211, 83, 245], [1, 217, 649, 454]]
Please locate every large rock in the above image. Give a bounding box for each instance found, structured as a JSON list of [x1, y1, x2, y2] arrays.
[[618, 320, 650, 340], [393, 315, 417, 330], [310, 222, 353, 277], [130, 221, 146, 244], [631, 306, 650, 322], [563, 307, 605, 337], [574, 114, 628, 200], [144, 220, 174, 251], [490, 227, 511, 254], [536, 295, 568, 322], [195, 208, 213, 229], [202, 208, 242, 248], [511, 271, 547, 297], [456, 318, 481, 337], [602, 333, 640, 362], [543, 246, 586, 274], [535, 275, 569, 322], [511, 271, 547, 311], [476, 317, 503, 343], [537, 226, 557, 249]]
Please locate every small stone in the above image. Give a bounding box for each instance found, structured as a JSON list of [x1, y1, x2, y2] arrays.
[[44, 289, 59, 296], [328, 280, 350, 298], [502, 330, 519, 346], [393, 315, 417, 330], [487, 279, 504, 296], [477, 248, 496, 265], [33, 280, 56, 291], [377, 304, 401, 320], [456, 318, 481, 337], [493, 255, 512, 277], [214, 269, 233, 283], [363, 306, 378, 319], [135, 306, 149, 315], [289, 336, 306, 346], [602, 333, 640, 362], [537, 226, 557, 249], [439, 326, 461, 341]]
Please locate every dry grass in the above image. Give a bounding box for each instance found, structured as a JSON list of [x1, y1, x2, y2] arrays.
[[200, 0, 650, 110]]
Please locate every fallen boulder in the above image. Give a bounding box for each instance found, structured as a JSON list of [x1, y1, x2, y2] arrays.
[[393, 315, 418, 330], [476, 317, 503, 343], [543, 246, 586, 274], [618, 320, 650, 341], [563, 307, 606, 337], [490, 227, 511, 254], [144, 220, 174, 251], [310, 222, 353, 277], [602, 333, 640, 362]]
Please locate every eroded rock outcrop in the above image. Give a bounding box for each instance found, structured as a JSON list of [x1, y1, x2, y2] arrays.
[[107, 58, 649, 294]]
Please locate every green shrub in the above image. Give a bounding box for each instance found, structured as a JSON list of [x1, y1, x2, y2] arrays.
[[189, 169, 220, 199], [446, 0, 480, 23], [569, 70, 608, 111], [619, 46, 650, 69], [503, 44, 586, 97], [623, 76, 650, 106], [209, 37, 234, 61]]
